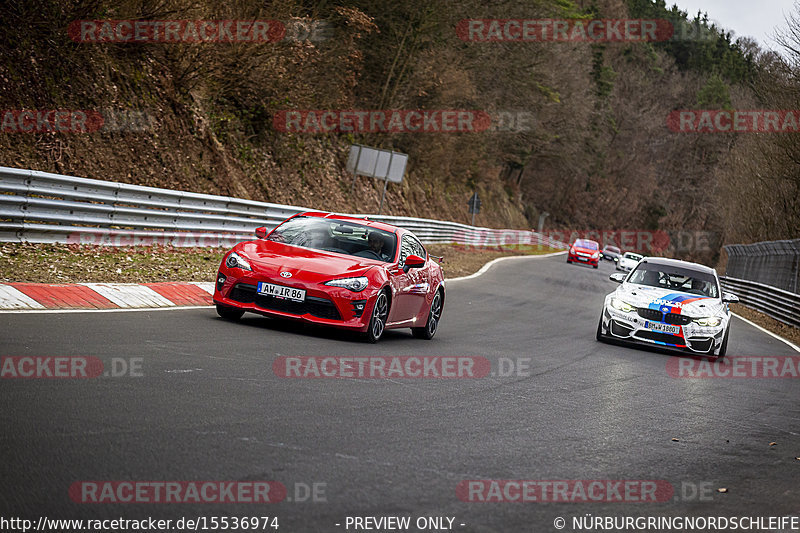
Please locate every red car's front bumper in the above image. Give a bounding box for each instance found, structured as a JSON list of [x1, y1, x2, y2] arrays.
[[213, 268, 376, 332], [568, 252, 599, 266]]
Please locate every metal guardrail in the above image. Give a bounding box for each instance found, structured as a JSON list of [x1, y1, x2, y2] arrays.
[[720, 276, 800, 329], [0, 166, 567, 250], [724, 240, 800, 295]]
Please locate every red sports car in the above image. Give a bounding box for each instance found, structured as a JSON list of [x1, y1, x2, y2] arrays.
[[213, 212, 445, 342], [566, 238, 600, 268]]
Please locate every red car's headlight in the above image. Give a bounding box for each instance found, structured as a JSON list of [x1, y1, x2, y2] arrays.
[[225, 251, 252, 271], [324, 277, 369, 292]]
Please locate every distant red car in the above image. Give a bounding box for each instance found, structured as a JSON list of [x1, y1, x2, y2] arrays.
[[567, 239, 600, 268], [213, 212, 445, 342]]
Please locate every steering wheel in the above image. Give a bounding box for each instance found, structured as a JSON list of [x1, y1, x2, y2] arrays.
[[361, 249, 383, 260]]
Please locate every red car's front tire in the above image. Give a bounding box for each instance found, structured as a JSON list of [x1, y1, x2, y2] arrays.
[[365, 291, 389, 343], [216, 304, 244, 321]]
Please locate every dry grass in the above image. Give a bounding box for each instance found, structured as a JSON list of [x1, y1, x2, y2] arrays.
[[0, 242, 559, 284]]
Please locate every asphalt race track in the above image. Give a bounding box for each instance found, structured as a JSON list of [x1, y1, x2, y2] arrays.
[[1, 254, 798, 532]]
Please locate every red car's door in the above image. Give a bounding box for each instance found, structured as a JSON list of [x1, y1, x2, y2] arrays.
[[387, 235, 429, 324]]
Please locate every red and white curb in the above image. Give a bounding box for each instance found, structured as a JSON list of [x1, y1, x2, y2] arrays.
[[0, 282, 214, 311], [0, 253, 567, 311]]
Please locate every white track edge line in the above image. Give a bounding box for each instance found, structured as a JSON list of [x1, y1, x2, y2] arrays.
[[447, 251, 567, 282], [731, 312, 800, 353]]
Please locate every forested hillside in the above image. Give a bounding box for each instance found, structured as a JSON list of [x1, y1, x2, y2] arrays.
[[1, 0, 797, 264]]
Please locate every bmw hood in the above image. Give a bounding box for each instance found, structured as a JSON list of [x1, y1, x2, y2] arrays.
[[615, 284, 724, 317], [233, 240, 378, 281]]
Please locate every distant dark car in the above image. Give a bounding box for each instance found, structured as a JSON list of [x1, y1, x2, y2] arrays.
[[600, 245, 621, 262], [567, 239, 600, 268]]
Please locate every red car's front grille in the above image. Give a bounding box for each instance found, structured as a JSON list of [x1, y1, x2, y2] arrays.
[[230, 283, 256, 304], [229, 283, 342, 320]]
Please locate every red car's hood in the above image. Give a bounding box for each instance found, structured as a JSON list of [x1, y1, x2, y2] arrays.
[[235, 240, 380, 281]]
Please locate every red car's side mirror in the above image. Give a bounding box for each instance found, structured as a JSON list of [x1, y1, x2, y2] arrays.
[[255, 227, 268, 239], [403, 254, 425, 273]]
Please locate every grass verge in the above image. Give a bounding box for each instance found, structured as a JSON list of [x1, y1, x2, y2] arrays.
[[0, 242, 560, 284]]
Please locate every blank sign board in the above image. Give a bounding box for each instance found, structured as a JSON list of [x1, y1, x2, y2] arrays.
[[346, 145, 408, 183]]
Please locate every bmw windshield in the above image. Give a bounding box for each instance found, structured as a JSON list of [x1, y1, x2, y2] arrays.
[[628, 264, 719, 298]]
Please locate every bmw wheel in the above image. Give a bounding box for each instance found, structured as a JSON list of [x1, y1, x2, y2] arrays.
[[716, 327, 729, 359], [596, 314, 606, 342], [413, 290, 443, 340], [365, 291, 389, 343]]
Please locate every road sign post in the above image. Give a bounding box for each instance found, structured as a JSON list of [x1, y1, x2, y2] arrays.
[[468, 192, 481, 226], [346, 145, 408, 214]]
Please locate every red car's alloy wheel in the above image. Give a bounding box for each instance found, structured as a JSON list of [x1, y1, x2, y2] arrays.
[[366, 291, 389, 343]]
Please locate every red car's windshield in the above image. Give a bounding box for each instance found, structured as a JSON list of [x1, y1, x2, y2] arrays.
[[267, 216, 397, 263], [575, 240, 599, 250]]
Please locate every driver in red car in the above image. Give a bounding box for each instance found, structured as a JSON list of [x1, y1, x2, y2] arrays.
[[356, 231, 390, 261]]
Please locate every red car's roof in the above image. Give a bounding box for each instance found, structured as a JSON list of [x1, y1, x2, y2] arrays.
[[298, 211, 402, 234]]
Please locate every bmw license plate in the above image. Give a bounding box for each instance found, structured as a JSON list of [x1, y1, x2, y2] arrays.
[[257, 282, 305, 302], [644, 321, 680, 335]]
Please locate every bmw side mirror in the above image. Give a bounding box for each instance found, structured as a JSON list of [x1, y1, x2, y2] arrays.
[[609, 272, 626, 283], [255, 226, 268, 239], [722, 292, 739, 304]]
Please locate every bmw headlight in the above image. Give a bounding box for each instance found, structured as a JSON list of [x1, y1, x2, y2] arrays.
[[610, 298, 635, 313], [693, 317, 722, 327], [225, 251, 252, 271], [324, 276, 369, 292]]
